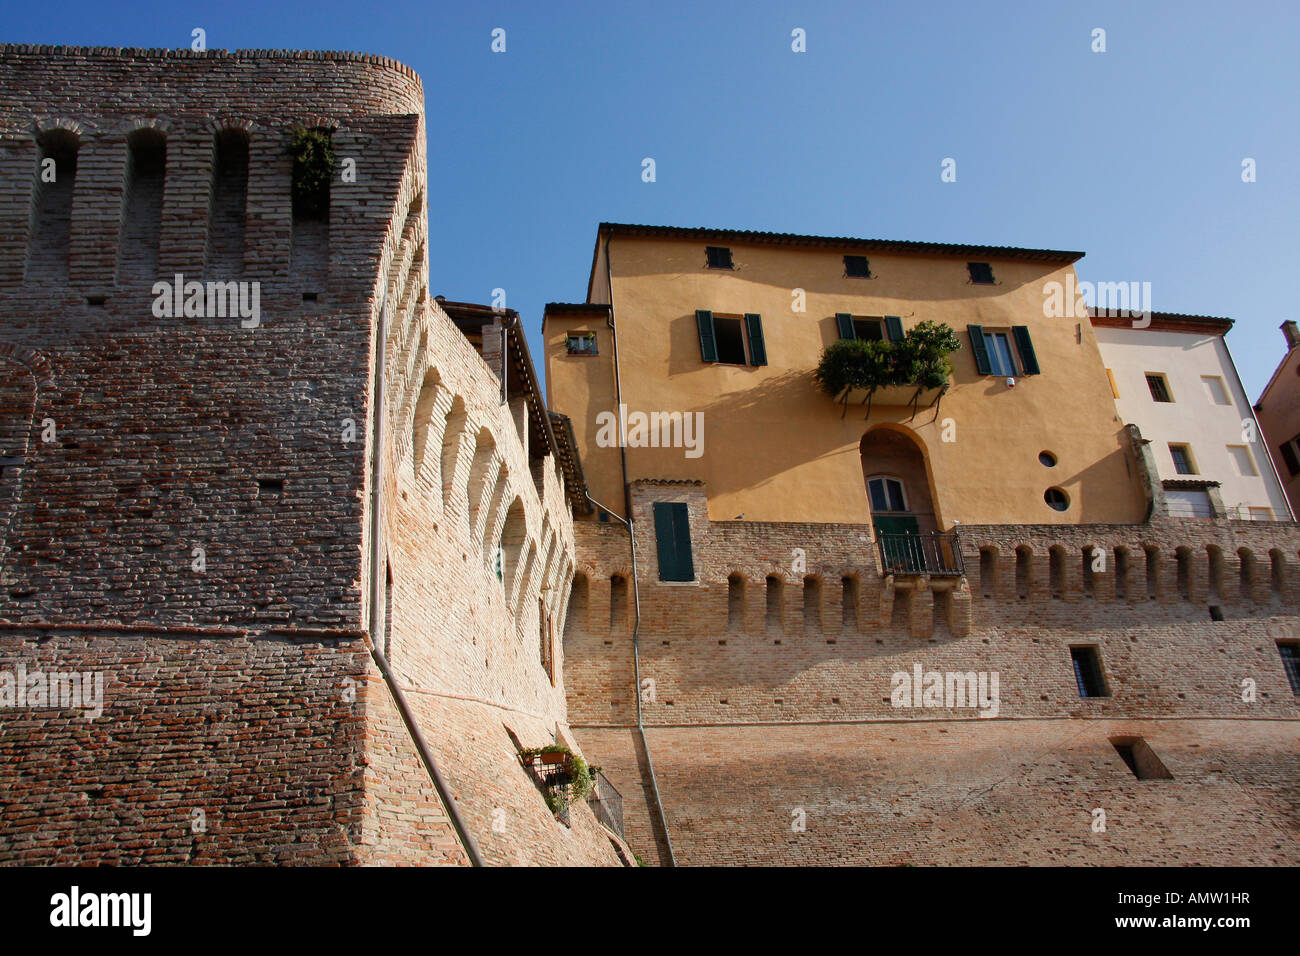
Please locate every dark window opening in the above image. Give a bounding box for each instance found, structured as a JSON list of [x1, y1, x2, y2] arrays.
[[967, 262, 995, 284], [1039, 451, 1057, 467], [1071, 646, 1108, 698], [705, 246, 733, 270], [1044, 487, 1069, 511], [1279, 437, 1300, 477], [1169, 444, 1196, 475], [844, 255, 871, 278], [1209, 605, 1225, 621], [1145, 373, 1173, 403], [1280, 643, 1300, 695], [854, 318, 883, 341], [1110, 737, 1173, 779], [257, 478, 284, 497], [713, 316, 747, 365]]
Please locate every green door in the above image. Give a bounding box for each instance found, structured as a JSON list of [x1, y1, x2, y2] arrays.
[[874, 514, 922, 572]]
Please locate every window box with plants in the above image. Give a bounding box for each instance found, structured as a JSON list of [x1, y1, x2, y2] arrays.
[[519, 745, 595, 820], [813, 320, 961, 420]]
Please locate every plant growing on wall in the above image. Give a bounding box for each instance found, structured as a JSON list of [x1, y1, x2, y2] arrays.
[[288, 126, 335, 219], [813, 320, 960, 419]]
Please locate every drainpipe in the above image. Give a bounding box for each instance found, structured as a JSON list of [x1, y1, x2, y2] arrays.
[[368, 287, 484, 866], [602, 232, 677, 867]]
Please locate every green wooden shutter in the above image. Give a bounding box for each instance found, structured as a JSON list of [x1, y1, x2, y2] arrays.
[[653, 502, 694, 581], [836, 313, 856, 339], [1011, 326, 1040, 374], [967, 324, 992, 375], [884, 316, 904, 342], [744, 313, 767, 366], [695, 310, 718, 363]]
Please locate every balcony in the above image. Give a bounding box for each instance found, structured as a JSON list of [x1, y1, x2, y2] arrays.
[[877, 530, 964, 576]]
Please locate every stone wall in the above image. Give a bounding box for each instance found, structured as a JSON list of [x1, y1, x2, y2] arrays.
[[565, 481, 1300, 864], [0, 46, 628, 867]]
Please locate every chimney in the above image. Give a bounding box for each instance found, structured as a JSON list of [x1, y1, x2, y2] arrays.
[[1283, 320, 1300, 350]]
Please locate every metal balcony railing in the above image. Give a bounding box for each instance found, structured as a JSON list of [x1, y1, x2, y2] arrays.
[[587, 770, 625, 841], [876, 531, 964, 576]]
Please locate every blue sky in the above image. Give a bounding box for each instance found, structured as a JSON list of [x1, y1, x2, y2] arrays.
[[5, 0, 1298, 397]]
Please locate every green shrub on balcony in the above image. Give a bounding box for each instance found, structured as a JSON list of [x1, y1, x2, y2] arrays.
[[814, 320, 961, 418]]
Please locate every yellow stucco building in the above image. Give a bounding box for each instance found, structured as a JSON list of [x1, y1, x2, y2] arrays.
[[544, 223, 1148, 531]]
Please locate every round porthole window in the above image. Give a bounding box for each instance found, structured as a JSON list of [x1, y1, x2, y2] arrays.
[[1039, 451, 1057, 467], [1044, 487, 1069, 511]]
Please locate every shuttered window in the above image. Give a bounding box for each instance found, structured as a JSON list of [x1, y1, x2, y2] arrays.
[[884, 315, 904, 343], [968, 324, 1041, 376], [696, 310, 718, 363], [844, 255, 871, 278], [697, 310, 766, 365], [1011, 326, 1040, 374], [837, 313, 884, 341], [744, 313, 767, 366], [653, 502, 694, 582], [967, 324, 992, 375]]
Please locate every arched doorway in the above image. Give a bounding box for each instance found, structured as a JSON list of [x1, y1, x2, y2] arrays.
[[861, 426, 942, 573]]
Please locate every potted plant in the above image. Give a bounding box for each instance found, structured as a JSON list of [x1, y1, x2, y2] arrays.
[[814, 320, 960, 420]]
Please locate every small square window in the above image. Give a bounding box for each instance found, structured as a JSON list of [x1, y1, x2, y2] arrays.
[[706, 246, 734, 270], [1070, 646, 1108, 698], [967, 262, 995, 284], [1145, 373, 1173, 403], [566, 331, 597, 355], [1227, 445, 1258, 477], [1169, 444, 1196, 475], [1201, 375, 1230, 406], [844, 255, 871, 278]]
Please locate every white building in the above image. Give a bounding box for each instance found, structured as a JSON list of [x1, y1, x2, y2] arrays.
[[1091, 311, 1292, 522]]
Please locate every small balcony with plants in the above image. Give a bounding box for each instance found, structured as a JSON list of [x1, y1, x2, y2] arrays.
[[813, 320, 961, 420]]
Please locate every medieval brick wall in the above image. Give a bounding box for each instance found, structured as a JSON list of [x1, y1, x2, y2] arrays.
[[0, 46, 628, 867], [565, 481, 1300, 864]]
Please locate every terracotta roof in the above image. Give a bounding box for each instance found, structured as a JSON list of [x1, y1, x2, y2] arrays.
[[596, 222, 1085, 262], [548, 413, 592, 514], [1090, 309, 1233, 335]]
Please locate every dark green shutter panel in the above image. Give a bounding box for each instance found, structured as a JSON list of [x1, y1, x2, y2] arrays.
[[1011, 326, 1040, 374], [653, 502, 694, 581], [836, 313, 856, 339], [744, 313, 767, 366], [884, 316, 904, 342], [967, 324, 992, 375], [695, 310, 717, 363]]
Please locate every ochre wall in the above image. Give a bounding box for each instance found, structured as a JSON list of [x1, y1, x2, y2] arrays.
[[546, 234, 1147, 527]]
